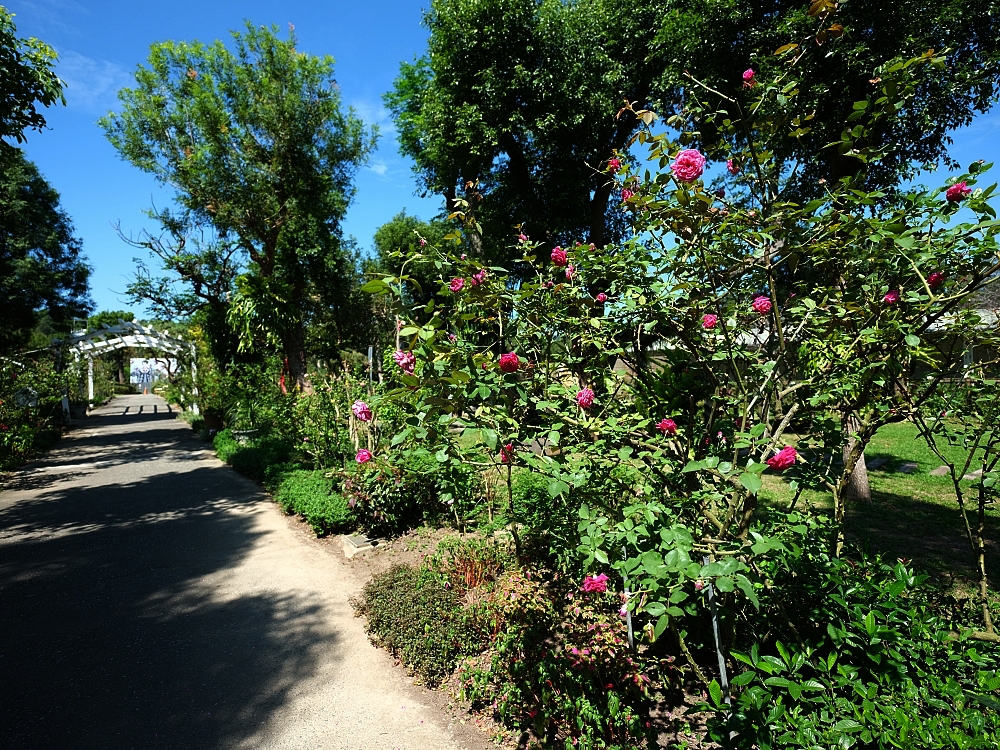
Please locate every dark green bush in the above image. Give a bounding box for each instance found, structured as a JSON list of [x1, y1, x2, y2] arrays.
[[459, 570, 663, 750], [512, 470, 552, 529], [213, 428, 294, 482], [704, 558, 1000, 749], [355, 564, 473, 686], [342, 447, 477, 534], [268, 466, 351, 536]]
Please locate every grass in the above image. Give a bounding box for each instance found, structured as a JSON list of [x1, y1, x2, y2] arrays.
[[760, 421, 1000, 589]]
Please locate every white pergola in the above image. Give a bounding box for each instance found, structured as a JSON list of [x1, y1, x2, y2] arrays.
[[58, 320, 199, 419]]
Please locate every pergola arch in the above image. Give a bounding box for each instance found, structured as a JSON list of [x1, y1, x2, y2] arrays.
[[58, 320, 199, 419]]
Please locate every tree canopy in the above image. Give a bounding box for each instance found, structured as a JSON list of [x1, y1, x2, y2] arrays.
[[0, 6, 64, 144], [101, 22, 377, 391], [0, 146, 92, 353], [387, 0, 1000, 263]]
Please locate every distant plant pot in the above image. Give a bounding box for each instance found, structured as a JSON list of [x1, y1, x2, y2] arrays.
[[231, 429, 259, 444], [68, 402, 89, 419]]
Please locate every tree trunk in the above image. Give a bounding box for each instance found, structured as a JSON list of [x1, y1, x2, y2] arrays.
[[281, 324, 312, 394], [842, 412, 871, 503], [588, 182, 613, 248], [976, 486, 996, 634]]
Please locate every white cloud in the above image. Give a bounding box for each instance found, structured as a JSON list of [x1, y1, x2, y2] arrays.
[[366, 160, 389, 177], [350, 99, 397, 136], [56, 50, 133, 114]]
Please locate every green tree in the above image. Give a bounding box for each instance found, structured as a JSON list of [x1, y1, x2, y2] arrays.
[[388, 0, 1000, 263], [656, 0, 1000, 198], [0, 6, 64, 144], [372, 211, 457, 309], [101, 23, 376, 392], [118, 214, 247, 370], [0, 147, 92, 353], [386, 0, 660, 259]]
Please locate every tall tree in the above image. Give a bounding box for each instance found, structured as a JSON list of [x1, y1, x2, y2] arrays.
[[386, 0, 662, 260], [388, 0, 1000, 263], [119, 213, 246, 370], [101, 23, 376, 392], [0, 147, 92, 353], [0, 5, 63, 144]]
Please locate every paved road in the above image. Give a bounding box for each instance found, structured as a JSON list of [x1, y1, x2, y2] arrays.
[[0, 395, 485, 750]]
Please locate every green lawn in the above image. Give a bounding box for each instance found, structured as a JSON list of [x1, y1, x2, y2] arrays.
[[760, 422, 1000, 589]]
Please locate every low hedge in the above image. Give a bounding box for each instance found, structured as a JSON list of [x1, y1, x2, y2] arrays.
[[213, 428, 293, 482], [267, 466, 351, 536]]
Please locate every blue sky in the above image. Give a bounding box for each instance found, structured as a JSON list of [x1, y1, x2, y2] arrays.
[[6, 1, 1000, 317]]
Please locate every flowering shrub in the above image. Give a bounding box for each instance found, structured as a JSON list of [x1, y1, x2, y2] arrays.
[[361, 41, 1000, 745]]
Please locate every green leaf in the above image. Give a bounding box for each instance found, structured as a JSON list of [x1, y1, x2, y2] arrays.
[[740, 473, 763, 494], [708, 679, 723, 708], [905, 334, 920, 347], [654, 614, 669, 638], [645, 601, 667, 617], [482, 428, 498, 450], [731, 671, 756, 686], [360, 279, 389, 293], [833, 719, 863, 733]]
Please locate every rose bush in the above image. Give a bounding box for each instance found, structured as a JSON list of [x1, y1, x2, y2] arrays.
[[360, 42, 1000, 747]]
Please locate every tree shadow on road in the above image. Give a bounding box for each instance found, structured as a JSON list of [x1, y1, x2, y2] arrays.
[[0, 424, 338, 748]]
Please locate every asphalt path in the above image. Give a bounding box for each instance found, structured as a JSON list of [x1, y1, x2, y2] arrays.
[[0, 395, 485, 750]]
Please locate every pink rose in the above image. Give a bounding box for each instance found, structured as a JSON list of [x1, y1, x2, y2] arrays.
[[356, 449, 373, 464], [461, 253, 467, 260], [470, 269, 488, 286], [518, 233, 528, 242], [596, 293, 607, 303], [607, 157, 621, 172], [727, 159, 739, 175], [581, 573, 609, 594], [694, 580, 705, 592], [766, 446, 797, 472], [621, 188, 635, 202], [499, 352, 520, 373], [499, 442, 515, 464], [576, 388, 595, 410], [928, 271, 945, 289], [565, 264, 575, 280], [702, 313, 718, 329], [883, 289, 900, 305], [671, 149, 706, 183], [449, 277, 465, 293], [448, 333, 457, 342], [752, 296, 772, 315], [946, 181, 971, 202], [393, 350, 415, 374], [742, 68, 756, 88], [656, 418, 677, 435], [419, 238, 427, 247], [351, 400, 373, 422], [551, 247, 568, 266]]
